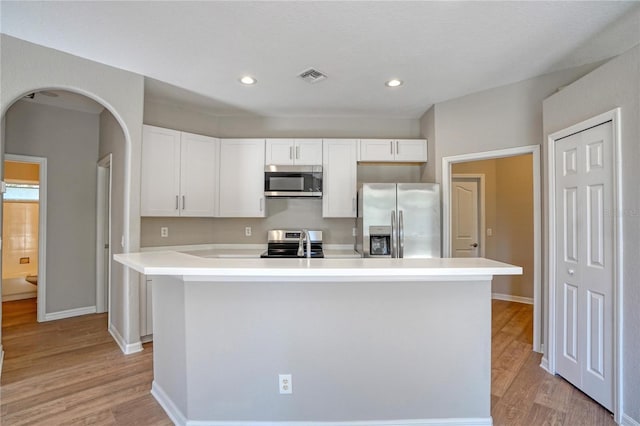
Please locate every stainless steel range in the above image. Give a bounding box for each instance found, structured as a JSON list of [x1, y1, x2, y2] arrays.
[[261, 230, 324, 258]]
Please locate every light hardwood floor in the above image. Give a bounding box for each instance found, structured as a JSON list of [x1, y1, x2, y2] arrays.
[[1, 298, 615, 425]]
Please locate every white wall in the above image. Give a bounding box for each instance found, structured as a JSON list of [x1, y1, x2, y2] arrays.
[[419, 105, 436, 182], [5, 100, 99, 313], [424, 62, 603, 184], [0, 35, 144, 351], [542, 44, 640, 424], [144, 99, 421, 139]]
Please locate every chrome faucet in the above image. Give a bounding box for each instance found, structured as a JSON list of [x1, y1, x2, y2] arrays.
[[297, 229, 312, 258]]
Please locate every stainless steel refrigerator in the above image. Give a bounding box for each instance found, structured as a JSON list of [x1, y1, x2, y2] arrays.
[[356, 183, 441, 258]]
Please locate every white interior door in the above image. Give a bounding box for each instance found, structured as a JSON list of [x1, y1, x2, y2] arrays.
[[451, 179, 479, 257], [554, 121, 613, 411], [96, 155, 111, 314]]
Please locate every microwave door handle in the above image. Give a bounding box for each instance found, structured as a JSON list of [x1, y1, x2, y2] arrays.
[[391, 210, 397, 258]]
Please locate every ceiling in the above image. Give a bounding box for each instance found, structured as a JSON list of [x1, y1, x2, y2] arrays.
[[2, 1, 639, 119]]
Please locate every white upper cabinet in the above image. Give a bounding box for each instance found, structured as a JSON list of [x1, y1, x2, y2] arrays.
[[322, 139, 358, 218], [265, 139, 323, 165], [141, 125, 219, 217], [219, 139, 266, 217], [180, 132, 219, 217], [141, 125, 182, 216], [359, 139, 427, 163], [394, 139, 428, 162]]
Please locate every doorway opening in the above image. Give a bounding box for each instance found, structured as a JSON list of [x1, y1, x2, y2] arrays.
[[2, 156, 47, 320], [443, 145, 541, 352]]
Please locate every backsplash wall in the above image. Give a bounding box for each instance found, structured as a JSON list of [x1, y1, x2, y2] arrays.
[[141, 198, 355, 247]]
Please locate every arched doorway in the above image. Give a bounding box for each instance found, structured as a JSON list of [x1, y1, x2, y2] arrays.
[[0, 86, 139, 367]]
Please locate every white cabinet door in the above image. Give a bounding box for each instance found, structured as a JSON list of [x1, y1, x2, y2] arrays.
[[323, 139, 358, 218], [265, 138, 294, 165], [266, 139, 322, 165], [359, 139, 395, 162], [141, 125, 181, 216], [180, 132, 219, 217], [359, 139, 427, 162], [395, 139, 427, 162], [294, 139, 323, 165], [139, 274, 153, 338], [219, 139, 266, 217]]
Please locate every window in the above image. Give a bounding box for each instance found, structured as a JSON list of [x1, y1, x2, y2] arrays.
[[4, 183, 39, 201]]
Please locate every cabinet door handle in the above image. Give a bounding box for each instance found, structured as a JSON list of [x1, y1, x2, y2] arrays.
[[182, 195, 185, 210], [260, 197, 263, 212], [175, 195, 179, 210], [352, 197, 356, 212], [296, 145, 300, 159], [289, 146, 293, 160], [396, 141, 399, 155], [390, 141, 393, 155]]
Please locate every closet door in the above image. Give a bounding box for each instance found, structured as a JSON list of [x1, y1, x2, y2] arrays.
[[554, 121, 613, 411]]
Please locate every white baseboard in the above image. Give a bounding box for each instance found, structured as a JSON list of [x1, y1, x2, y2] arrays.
[[622, 414, 640, 426], [540, 356, 552, 374], [44, 305, 96, 321], [492, 293, 533, 305], [152, 381, 188, 426], [152, 380, 492, 426], [186, 418, 493, 426], [109, 323, 143, 355]]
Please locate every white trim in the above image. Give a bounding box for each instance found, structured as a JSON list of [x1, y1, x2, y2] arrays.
[[540, 356, 551, 374], [151, 381, 188, 426], [452, 174, 486, 257], [442, 145, 541, 353], [546, 108, 622, 423], [185, 421, 492, 426], [4, 154, 48, 323], [109, 323, 143, 354], [152, 380, 492, 426], [0, 347, 4, 378], [96, 153, 112, 315], [44, 305, 96, 321], [622, 414, 640, 426], [491, 293, 533, 305]]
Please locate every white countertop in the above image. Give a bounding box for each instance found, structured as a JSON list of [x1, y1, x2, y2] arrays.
[[115, 250, 522, 282]]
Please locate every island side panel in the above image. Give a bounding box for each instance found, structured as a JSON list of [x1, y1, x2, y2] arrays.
[[182, 279, 492, 422], [150, 275, 189, 417]]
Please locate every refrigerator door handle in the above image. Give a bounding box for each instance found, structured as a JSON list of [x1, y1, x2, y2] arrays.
[[391, 210, 397, 258], [399, 210, 404, 258]]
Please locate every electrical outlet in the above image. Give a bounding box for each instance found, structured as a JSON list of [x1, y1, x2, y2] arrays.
[[352, 227, 357, 237], [486, 228, 493, 237], [161, 227, 169, 238], [279, 374, 292, 394], [245, 226, 252, 237]]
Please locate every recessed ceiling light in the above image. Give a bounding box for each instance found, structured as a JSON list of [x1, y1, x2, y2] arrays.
[[239, 76, 257, 85], [385, 79, 403, 88]]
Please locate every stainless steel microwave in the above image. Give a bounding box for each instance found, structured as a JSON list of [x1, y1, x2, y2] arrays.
[[264, 165, 322, 198]]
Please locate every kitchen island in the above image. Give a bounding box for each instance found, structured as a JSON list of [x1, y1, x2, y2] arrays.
[[115, 252, 521, 426]]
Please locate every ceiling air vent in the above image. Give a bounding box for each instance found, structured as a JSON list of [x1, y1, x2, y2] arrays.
[[298, 68, 327, 84]]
